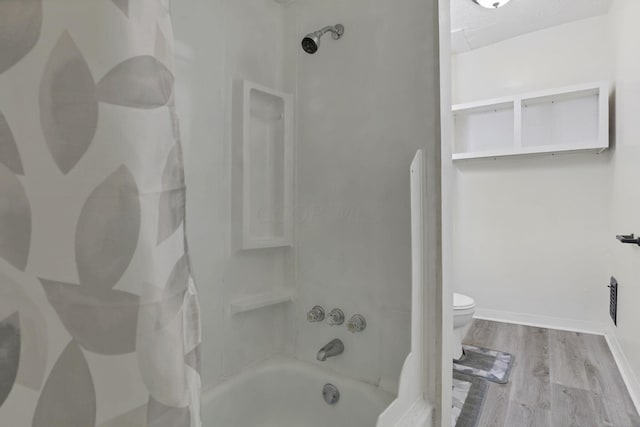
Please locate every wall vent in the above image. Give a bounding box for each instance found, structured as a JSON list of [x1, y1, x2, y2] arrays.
[[609, 277, 618, 326]]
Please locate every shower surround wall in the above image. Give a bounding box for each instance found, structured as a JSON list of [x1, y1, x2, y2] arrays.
[[175, 0, 439, 400], [286, 0, 438, 392], [173, 0, 294, 390]]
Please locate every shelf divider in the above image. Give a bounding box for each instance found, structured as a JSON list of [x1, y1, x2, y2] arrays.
[[514, 96, 523, 148]]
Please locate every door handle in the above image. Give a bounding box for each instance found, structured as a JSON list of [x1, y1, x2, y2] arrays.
[[616, 234, 640, 246]]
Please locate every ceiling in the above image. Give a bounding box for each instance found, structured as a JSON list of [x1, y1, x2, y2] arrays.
[[451, 0, 612, 54]]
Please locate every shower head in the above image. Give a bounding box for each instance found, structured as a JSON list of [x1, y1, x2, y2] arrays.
[[301, 24, 344, 54]]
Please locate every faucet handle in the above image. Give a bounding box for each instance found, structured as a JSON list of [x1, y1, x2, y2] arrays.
[[307, 306, 325, 322], [327, 308, 345, 326], [347, 314, 366, 332]]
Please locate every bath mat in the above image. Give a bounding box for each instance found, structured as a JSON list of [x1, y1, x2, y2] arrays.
[[452, 371, 489, 427], [453, 345, 514, 384]]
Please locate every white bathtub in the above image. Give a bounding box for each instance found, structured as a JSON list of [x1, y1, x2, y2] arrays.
[[202, 358, 395, 427]]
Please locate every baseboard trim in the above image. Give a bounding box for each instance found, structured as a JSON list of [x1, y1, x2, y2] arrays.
[[473, 308, 640, 414], [473, 308, 608, 335], [603, 328, 640, 414]]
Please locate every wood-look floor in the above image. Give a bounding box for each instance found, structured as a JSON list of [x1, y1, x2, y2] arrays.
[[463, 320, 640, 427]]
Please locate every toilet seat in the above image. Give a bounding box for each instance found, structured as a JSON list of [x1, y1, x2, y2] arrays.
[[452, 293, 476, 360], [453, 293, 475, 311]]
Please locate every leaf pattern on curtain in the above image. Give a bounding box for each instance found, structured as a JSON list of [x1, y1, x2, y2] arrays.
[[155, 254, 189, 330], [0, 1, 201, 425], [0, 163, 31, 271], [0, 312, 20, 407], [40, 280, 139, 355], [75, 166, 141, 291], [0, 113, 24, 175], [158, 144, 186, 243], [184, 344, 201, 373], [96, 56, 174, 109], [0, 0, 42, 74], [147, 396, 191, 427], [32, 340, 96, 427], [0, 272, 47, 391], [155, 25, 176, 82], [137, 280, 190, 409], [39, 31, 98, 174]]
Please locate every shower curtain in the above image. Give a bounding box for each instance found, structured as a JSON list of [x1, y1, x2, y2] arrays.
[[0, 1, 201, 426]]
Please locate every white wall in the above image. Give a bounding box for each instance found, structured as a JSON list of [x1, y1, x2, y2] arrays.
[[451, 16, 614, 325], [452, 16, 613, 104], [287, 0, 439, 393], [608, 0, 640, 401], [173, 0, 294, 390]]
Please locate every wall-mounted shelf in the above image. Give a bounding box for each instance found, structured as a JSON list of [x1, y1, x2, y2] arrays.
[[452, 81, 609, 160], [229, 289, 295, 315], [233, 80, 293, 250]]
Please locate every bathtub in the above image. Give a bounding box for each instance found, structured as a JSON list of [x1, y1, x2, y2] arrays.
[[202, 358, 395, 427]]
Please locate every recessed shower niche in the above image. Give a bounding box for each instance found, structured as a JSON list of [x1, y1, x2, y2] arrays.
[[233, 80, 293, 250]]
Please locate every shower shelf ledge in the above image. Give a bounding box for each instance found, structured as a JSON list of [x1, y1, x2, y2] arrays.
[[229, 289, 295, 315]]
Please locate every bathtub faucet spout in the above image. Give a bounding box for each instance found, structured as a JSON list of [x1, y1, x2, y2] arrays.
[[317, 339, 344, 361]]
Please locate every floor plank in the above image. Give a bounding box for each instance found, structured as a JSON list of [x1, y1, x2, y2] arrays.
[[476, 380, 511, 427], [463, 319, 497, 348], [469, 321, 517, 427], [462, 320, 640, 427], [581, 334, 640, 427], [504, 400, 551, 427], [548, 330, 590, 390], [510, 326, 551, 411], [550, 383, 602, 427], [490, 322, 522, 355]]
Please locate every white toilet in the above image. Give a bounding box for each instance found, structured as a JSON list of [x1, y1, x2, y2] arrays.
[[453, 293, 476, 360]]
